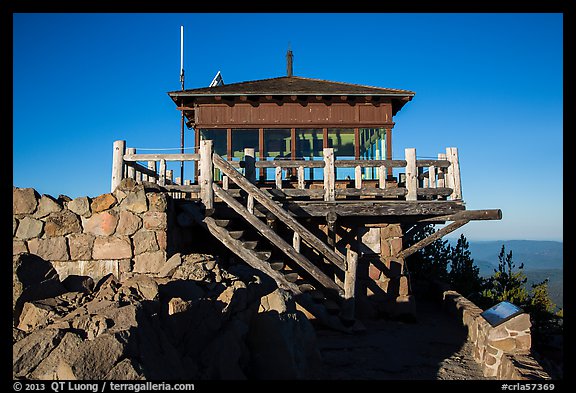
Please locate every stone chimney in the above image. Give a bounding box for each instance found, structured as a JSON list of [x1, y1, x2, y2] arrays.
[[286, 49, 293, 77]]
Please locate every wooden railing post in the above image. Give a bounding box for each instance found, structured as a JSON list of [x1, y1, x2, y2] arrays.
[[446, 147, 462, 200], [126, 148, 136, 179], [167, 169, 173, 185], [428, 165, 436, 189], [159, 159, 167, 186], [297, 165, 305, 189], [355, 165, 362, 189], [244, 147, 256, 183], [200, 140, 214, 211], [111, 140, 126, 192], [340, 248, 359, 321], [378, 165, 386, 189], [275, 166, 283, 189], [323, 148, 335, 201], [437, 153, 446, 189], [405, 148, 417, 201], [148, 161, 157, 183]]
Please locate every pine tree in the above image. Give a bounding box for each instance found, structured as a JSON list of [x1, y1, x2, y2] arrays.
[[447, 234, 484, 299], [481, 245, 529, 306]]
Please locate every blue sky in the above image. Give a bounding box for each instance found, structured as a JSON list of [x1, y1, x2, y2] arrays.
[[12, 13, 563, 241]]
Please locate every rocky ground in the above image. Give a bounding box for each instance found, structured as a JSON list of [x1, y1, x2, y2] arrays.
[[13, 252, 321, 380], [315, 297, 494, 380]]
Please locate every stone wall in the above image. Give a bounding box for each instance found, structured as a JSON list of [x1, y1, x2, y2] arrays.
[[13, 180, 176, 283], [442, 290, 551, 379]]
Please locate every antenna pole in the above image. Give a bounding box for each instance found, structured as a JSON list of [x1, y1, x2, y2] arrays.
[[180, 25, 185, 183]]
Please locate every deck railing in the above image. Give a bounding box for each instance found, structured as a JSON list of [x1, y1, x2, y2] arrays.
[[111, 140, 462, 202]]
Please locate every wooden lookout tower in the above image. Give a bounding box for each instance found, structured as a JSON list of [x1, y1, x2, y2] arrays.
[[111, 50, 502, 331]]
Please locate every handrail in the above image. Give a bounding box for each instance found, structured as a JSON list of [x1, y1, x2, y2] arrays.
[[211, 152, 346, 271]]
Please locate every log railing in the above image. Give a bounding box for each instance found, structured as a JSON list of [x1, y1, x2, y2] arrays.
[[111, 140, 462, 202]]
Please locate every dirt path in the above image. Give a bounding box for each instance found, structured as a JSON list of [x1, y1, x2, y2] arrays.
[[315, 298, 494, 380]]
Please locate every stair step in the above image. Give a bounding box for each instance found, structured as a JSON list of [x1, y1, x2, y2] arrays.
[[282, 272, 299, 283], [269, 262, 285, 271], [242, 241, 258, 250], [298, 283, 316, 292], [323, 299, 340, 314], [214, 219, 230, 227], [257, 251, 272, 261], [229, 230, 244, 240]]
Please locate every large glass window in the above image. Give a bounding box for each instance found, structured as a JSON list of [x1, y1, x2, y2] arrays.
[[200, 129, 227, 181], [296, 129, 323, 180], [232, 129, 259, 160], [359, 128, 386, 180], [264, 129, 291, 180], [327, 128, 355, 158]]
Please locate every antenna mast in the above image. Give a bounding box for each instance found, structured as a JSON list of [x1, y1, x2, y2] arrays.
[[179, 25, 185, 183]]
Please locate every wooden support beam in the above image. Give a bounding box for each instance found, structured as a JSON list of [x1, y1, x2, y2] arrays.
[[297, 166, 305, 189], [437, 153, 446, 189], [323, 148, 335, 202], [293, 232, 301, 253], [227, 128, 232, 161], [447, 147, 462, 200], [159, 159, 167, 186], [111, 140, 126, 192], [124, 153, 199, 162], [244, 148, 256, 183], [354, 127, 360, 159], [405, 148, 417, 201], [199, 140, 214, 211], [126, 148, 136, 179], [354, 165, 362, 189], [166, 169, 173, 185], [334, 159, 406, 168], [275, 166, 283, 189], [386, 128, 393, 178], [417, 209, 502, 223], [399, 220, 470, 259], [147, 161, 157, 183], [259, 128, 265, 182], [428, 165, 436, 189], [378, 165, 386, 189], [340, 248, 358, 321]]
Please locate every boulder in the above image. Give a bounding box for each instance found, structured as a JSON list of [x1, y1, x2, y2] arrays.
[[200, 319, 249, 380], [33, 194, 62, 219], [13, 187, 39, 215], [13, 240, 28, 255], [17, 301, 58, 332], [82, 210, 119, 236], [105, 358, 145, 380], [132, 230, 159, 255], [27, 236, 70, 261], [13, 217, 18, 236], [44, 210, 82, 237], [29, 332, 83, 380], [146, 192, 167, 212], [92, 236, 132, 260], [71, 333, 125, 379], [91, 193, 117, 213], [120, 185, 148, 214], [133, 251, 166, 274], [62, 275, 95, 294], [157, 253, 182, 278], [67, 233, 95, 260], [143, 212, 167, 230], [116, 211, 142, 236], [67, 196, 91, 217], [122, 274, 159, 301], [15, 216, 44, 240], [13, 328, 64, 378]]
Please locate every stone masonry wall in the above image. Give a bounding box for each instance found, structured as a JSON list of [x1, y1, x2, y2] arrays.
[[442, 290, 551, 380], [13, 179, 174, 283]]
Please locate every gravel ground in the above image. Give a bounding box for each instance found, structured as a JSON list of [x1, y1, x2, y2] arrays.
[[315, 298, 494, 380]]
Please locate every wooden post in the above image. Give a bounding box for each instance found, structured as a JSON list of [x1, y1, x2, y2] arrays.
[[386, 128, 393, 178], [147, 161, 157, 183], [297, 165, 305, 189], [136, 171, 142, 183], [447, 147, 462, 200], [340, 248, 359, 321], [378, 165, 386, 189], [355, 165, 362, 189], [437, 153, 446, 189], [323, 148, 335, 201], [126, 148, 136, 179], [428, 166, 436, 189], [405, 148, 417, 201], [275, 166, 282, 189], [184, 179, 191, 200], [111, 140, 126, 192], [159, 159, 167, 186], [293, 232, 301, 253], [247, 194, 254, 214], [166, 169, 173, 185], [200, 140, 214, 210], [244, 148, 256, 183], [222, 175, 229, 190]]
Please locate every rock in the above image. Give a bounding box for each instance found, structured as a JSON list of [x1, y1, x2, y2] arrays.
[[58, 194, 72, 204], [71, 333, 125, 379], [70, 314, 111, 340], [92, 236, 132, 260], [259, 288, 292, 314], [67, 196, 91, 217], [118, 177, 137, 191], [67, 233, 95, 260], [13, 187, 39, 215], [13, 327, 26, 343], [62, 275, 95, 294], [159, 279, 204, 302], [33, 194, 62, 219], [13, 328, 64, 378], [17, 301, 58, 332], [132, 230, 159, 255], [143, 212, 167, 230], [94, 274, 121, 300], [133, 251, 166, 274], [82, 210, 119, 236], [105, 358, 145, 380], [200, 319, 249, 380], [29, 332, 83, 380], [122, 274, 159, 301], [147, 192, 167, 212], [172, 254, 215, 282], [44, 210, 82, 237], [91, 193, 117, 213], [156, 231, 167, 251], [120, 186, 148, 213], [13, 217, 18, 236], [13, 239, 29, 255], [15, 216, 44, 240], [157, 253, 182, 277], [116, 211, 142, 236], [167, 297, 192, 315], [27, 236, 69, 261]]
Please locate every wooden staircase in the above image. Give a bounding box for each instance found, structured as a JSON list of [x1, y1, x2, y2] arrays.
[[184, 147, 362, 332]]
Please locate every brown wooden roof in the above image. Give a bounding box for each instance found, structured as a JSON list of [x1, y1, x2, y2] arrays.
[[168, 76, 415, 98]]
